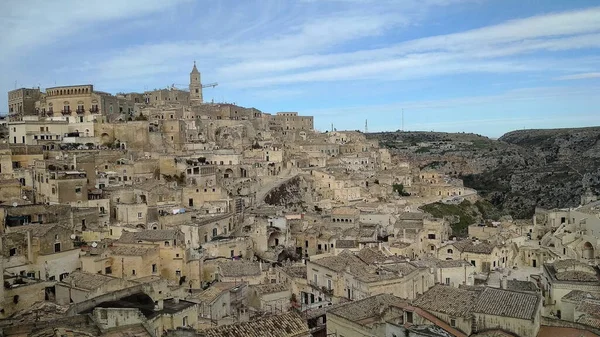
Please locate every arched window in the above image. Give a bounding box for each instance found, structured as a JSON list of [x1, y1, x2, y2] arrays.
[[212, 228, 217, 237], [447, 249, 453, 254]]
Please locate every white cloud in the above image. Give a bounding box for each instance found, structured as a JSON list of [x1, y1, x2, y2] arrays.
[[0, 0, 190, 59], [555, 72, 600, 80], [71, 5, 600, 89]]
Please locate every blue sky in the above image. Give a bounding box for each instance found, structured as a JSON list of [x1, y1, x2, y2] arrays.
[[1, 0, 599, 137]]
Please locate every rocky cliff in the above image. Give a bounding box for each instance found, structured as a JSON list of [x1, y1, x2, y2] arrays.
[[370, 127, 600, 219], [264, 176, 315, 211]]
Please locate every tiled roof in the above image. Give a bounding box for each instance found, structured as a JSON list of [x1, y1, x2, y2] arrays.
[[328, 293, 408, 322], [118, 230, 182, 243], [191, 286, 225, 304], [473, 287, 540, 320], [310, 251, 365, 272], [413, 285, 479, 317], [201, 311, 309, 337], [60, 271, 118, 290], [279, 265, 307, 279], [356, 247, 389, 264], [412, 257, 472, 269], [218, 261, 262, 277], [8, 223, 64, 237], [576, 300, 600, 318], [415, 285, 540, 320], [576, 315, 600, 329], [556, 271, 598, 282], [250, 283, 289, 295], [554, 259, 593, 271], [398, 212, 426, 220], [331, 207, 360, 216], [110, 245, 156, 256], [450, 240, 496, 254], [380, 262, 419, 276], [506, 279, 539, 292], [335, 239, 358, 249], [563, 290, 600, 302]]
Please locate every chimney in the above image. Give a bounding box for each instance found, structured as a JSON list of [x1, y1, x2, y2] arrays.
[[173, 297, 180, 304], [501, 275, 508, 289]]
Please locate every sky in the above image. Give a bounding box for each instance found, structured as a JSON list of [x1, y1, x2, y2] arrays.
[[1, 0, 599, 137]]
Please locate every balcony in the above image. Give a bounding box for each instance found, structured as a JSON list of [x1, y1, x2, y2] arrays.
[[61, 109, 71, 115], [89, 108, 99, 113], [46, 110, 53, 116], [76, 109, 85, 114]]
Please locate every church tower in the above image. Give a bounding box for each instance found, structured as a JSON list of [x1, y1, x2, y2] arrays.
[[189, 61, 202, 105]]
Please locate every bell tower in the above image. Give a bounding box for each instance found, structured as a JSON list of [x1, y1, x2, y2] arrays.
[[189, 61, 202, 105]]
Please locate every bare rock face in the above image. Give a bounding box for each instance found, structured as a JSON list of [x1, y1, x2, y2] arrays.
[[264, 176, 315, 210], [370, 127, 600, 219]]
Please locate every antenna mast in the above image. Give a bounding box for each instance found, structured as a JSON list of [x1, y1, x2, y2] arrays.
[[402, 109, 405, 132], [365, 119, 368, 133]]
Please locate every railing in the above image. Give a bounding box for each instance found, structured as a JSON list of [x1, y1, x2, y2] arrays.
[[89, 108, 99, 113], [61, 109, 71, 115], [76, 109, 85, 114], [46, 110, 53, 115]]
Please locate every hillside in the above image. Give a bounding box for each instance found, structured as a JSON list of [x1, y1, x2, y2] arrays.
[[369, 127, 600, 219]]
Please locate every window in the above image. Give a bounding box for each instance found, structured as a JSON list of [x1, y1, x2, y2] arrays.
[[182, 316, 188, 327], [445, 277, 450, 285], [164, 241, 170, 246], [138, 212, 143, 218], [428, 233, 436, 239], [188, 198, 194, 206], [406, 311, 413, 323], [230, 250, 234, 257], [54, 243, 61, 253], [327, 279, 332, 290], [313, 274, 318, 285], [471, 260, 476, 267], [450, 319, 456, 327], [9, 248, 16, 256], [447, 249, 453, 254], [152, 264, 157, 273], [176, 270, 181, 276], [75, 187, 82, 194], [132, 269, 136, 275], [212, 228, 217, 237], [105, 266, 112, 274]]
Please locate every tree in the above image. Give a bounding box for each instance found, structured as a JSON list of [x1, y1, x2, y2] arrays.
[[134, 113, 148, 121], [393, 183, 410, 196]]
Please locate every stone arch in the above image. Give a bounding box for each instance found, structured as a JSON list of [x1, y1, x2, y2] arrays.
[[583, 241, 594, 259], [100, 132, 111, 145]]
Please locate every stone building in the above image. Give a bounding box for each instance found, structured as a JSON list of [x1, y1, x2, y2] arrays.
[[55, 270, 134, 305], [7, 87, 42, 121], [191, 311, 310, 337], [438, 239, 515, 273], [326, 293, 464, 337], [540, 259, 600, 320], [3, 223, 79, 281], [248, 283, 291, 314], [413, 284, 542, 337]]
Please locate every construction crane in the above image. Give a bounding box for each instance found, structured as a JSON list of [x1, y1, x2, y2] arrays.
[[170, 83, 218, 90]]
